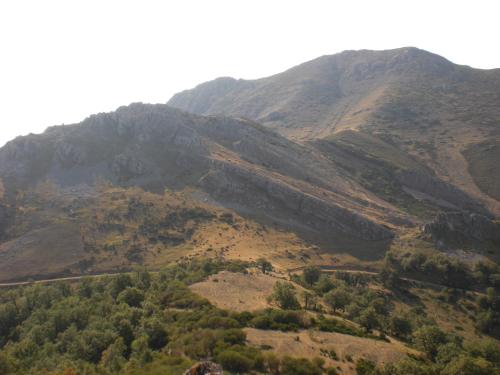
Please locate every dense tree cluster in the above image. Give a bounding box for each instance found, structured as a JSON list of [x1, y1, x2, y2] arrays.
[[0, 260, 365, 375]]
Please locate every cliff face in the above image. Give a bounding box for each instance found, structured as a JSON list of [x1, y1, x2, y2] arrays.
[[0, 103, 400, 242], [423, 212, 500, 249]]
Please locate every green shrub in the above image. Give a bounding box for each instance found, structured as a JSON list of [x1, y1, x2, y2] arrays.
[[217, 350, 253, 373], [280, 356, 322, 375]]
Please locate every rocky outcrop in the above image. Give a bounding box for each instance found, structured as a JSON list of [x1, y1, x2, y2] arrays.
[[396, 170, 490, 216], [111, 154, 146, 180], [200, 160, 393, 241], [55, 141, 87, 167], [183, 361, 223, 375], [0, 103, 402, 243], [423, 212, 500, 248]]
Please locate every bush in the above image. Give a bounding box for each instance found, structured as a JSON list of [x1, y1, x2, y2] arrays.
[[280, 356, 322, 375], [390, 314, 413, 339], [117, 287, 145, 307], [217, 350, 253, 373], [249, 309, 307, 331], [413, 326, 447, 360], [356, 358, 376, 375]]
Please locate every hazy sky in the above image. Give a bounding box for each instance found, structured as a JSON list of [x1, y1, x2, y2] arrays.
[[1, 0, 499, 147]]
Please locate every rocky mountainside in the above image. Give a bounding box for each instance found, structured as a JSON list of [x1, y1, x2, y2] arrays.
[[169, 47, 500, 217], [1, 48, 499, 281], [0, 104, 406, 246]]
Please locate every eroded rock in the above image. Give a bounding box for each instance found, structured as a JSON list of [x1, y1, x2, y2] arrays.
[[423, 211, 500, 248]]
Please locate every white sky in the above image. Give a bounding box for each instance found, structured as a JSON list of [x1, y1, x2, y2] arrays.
[[1, 0, 499, 147]]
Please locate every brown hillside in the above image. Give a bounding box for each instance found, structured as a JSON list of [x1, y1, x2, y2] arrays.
[[169, 47, 500, 216]]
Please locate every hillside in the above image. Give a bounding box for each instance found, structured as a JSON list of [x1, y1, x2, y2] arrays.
[[0, 104, 417, 281], [169, 47, 500, 216], [0, 47, 499, 375]]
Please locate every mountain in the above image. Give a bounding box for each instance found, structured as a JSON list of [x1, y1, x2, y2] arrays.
[[0, 47, 499, 282], [1, 47, 500, 375], [169, 47, 500, 217], [0, 103, 412, 281]]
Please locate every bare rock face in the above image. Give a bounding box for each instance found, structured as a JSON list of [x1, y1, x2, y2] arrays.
[[0, 103, 403, 243], [55, 141, 87, 167], [396, 170, 490, 216], [111, 154, 146, 180], [183, 361, 223, 375], [423, 212, 500, 248], [200, 161, 393, 241]]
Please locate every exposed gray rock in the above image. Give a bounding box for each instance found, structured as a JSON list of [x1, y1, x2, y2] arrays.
[[423, 212, 500, 248], [111, 154, 146, 179], [200, 160, 393, 241], [0, 103, 399, 242], [396, 170, 490, 216], [55, 141, 86, 167]]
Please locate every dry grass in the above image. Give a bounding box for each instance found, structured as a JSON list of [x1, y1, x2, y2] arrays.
[[190, 270, 280, 312], [245, 328, 416, 375]]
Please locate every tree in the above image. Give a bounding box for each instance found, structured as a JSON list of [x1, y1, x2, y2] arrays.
[[269, 282, 301, 310], [475, 310, 497, 334], [302, 291, 318, 311], [0, 352, 13, 374], [302, 266, 321, 286], [117, 287, 144, 307], [257, 258, 273, 274], [130, 336, 153, 365], [380, 264, 401, 289], [414, 326, 447, 360], [109, 274, 133, 298], [99, 338, 126, 373], [390, 314, 413, 339], [217, 350, 252, 373], [141, 318, 168, 350], [315, 274, 335, 294], [358, 307, 380, 332], [324, 288, 350, 313]]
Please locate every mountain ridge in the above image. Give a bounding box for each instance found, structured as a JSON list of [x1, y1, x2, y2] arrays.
[[168, 47, 500, 217]]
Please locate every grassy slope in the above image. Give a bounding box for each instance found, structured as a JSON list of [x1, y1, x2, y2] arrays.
[[0, 185, 324, 282]]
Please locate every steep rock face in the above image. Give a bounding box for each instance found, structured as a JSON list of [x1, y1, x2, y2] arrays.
[[395, 170, 489, 215], [423, 212, 500, 248], [200, 160, 394, 240], [0, 104, 401, 242]]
